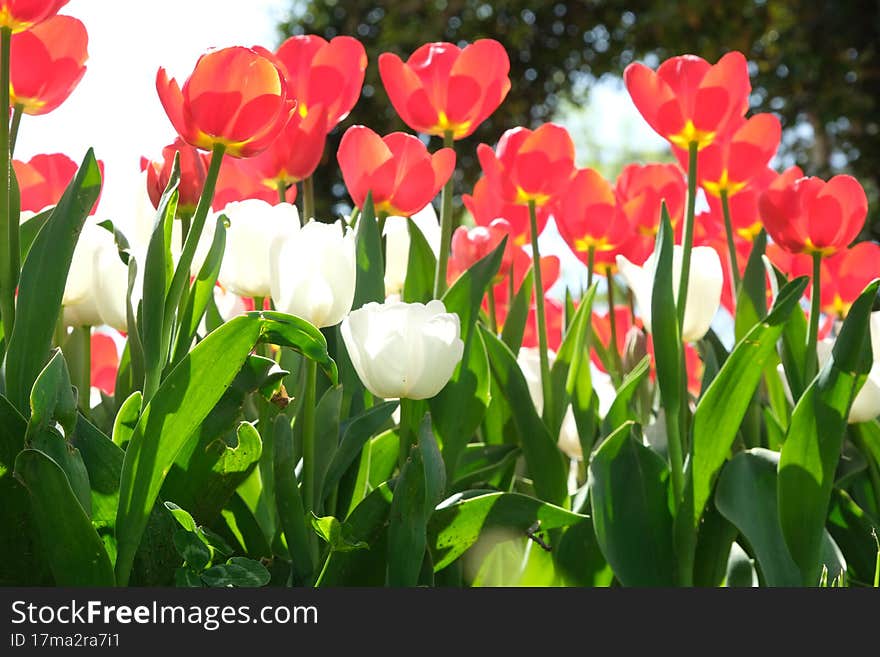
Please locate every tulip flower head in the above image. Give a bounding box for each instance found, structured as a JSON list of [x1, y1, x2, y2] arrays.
[[217, 199, 299, 299], [14, 152, 76, 216], [276, 34, 367, 130], [212, 156, 296, 210], [337, 126, 455, 216], [617, 244, 723, 342], [90, 331, 120, 397], [759, 173, 868, 257], [379, 39, 511, 139], [269, 219, 356, 328], [555, 168, 625, 269], [462, 176, 550, 246], [448, 218, 513, 286], [0, 0, 67, 32], [63, 220, 128, 331], [477, 124, 575, 207], [624, 52, 750, 150], [157, 46, 295, 158], [141, 138, 209, 216], [246, 106, 327, 189], [10, 14, 87, 115], [341, 299, 464, 400]]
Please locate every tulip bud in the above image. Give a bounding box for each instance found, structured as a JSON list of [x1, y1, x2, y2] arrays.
[[341, 300, 464, 400], [270, 219, 356, 328], [616, 245, 723, 343], [217, 200, 299, 300], [62, 221, 128, 331], [622, 325, 648, 375]]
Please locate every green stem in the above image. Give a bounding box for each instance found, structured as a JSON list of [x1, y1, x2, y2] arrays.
[[302, 175, 315, 223], [487, 288, 499, 334], [349, 206, 360, 228], [76, 326, 91, 416], [377, 212, 387, 243], [302, 359, 317, 515], [528, 199, 552, 413], [253, 296, 264, 313], [606, 267, 623, 380], [0, 27, 15, 340], [805, 251, 822, 384], [398, 397, 417, 471], [277, 180, 288, 206], [586, 245, 595, 289], [9, 103, 22, 156], [676, 141, 699, 333], [433, 130, 455, 298], [179, 213, 191, 246], [719, 189, 742, 303]]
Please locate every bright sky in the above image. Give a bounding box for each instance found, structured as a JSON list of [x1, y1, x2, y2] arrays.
[[15, 0, 284, 235]]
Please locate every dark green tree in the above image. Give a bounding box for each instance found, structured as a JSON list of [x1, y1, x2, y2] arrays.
[[279, 0, 880, 235]]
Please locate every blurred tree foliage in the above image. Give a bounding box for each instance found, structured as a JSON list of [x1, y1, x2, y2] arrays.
[[279, 0, 880, 236]]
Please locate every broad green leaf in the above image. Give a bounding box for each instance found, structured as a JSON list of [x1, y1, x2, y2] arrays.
[[500, 266, 533, 355], [554, 518, 614, 587], [769, 264, 808, 400], [692, 499, 738, 587], [734, 229, 768, 342], [480, 327, 568, 505], [428, 491, 586, 571], [601, 354, 651, 436], [715, 448, 803, 586], [589, 422, 676, 586], [112, 391, 142, 449], [402, 218, 436, 303], [312, 385, 343, 514], [778, 280, 878, 584], [352, 193, 384, 309], [387, 414, 445, 586], [201, 557, 270, 587], [338, 429, 399, 519], [164, 501, 198, 532], [14, 449, 114, 586], [450, 443, 520, 492], [18, 208, 53, 262], [219, 493, 272, 558], [311, 514, 368, 552], [174, 529, 211, 571], [5, 150, 102, 413], [273, 415, 313, 585], [691, 276, 809, 528], [171, 213, 227, 364], [725, 542, 758, 587], [114, 312, 334, 585], [140, 153, 180, 402], [321, 400, 397, 501]]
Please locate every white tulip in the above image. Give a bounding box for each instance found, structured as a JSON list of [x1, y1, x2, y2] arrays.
[[816, 311, 880, 424], [383, 204, 440, 297], [62, 221, 128, 331], [341, 299, 464, 400], [270, 220, 356, 328], [217, 199, 299, 299], [517, 347, 618, 461], [616, 245, 723, 343]]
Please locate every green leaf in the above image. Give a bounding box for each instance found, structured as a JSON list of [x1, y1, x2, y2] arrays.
[[553, 518, 614, 586], [112, 391, 142, 449], [778, 279, 879, 584], [114, 312, 335, 585], [338, 429, 399, 518], [428, 491, 586, 571], [589, 422, 676, 586], [321, 400, 398, 501], [139, 153, 180, 402], [273, 414, 313, 584], [312, 385, 343, 513], [13, 449, 114, 586], [171, 213, 227, 364], [402, 218, 437, 303], [352, 192, 384, 309], [18, 208, 53, 262], [118, 260, 145, 403], [311, 514, 368, 552], [734, 229, 768, 342], [500, 266, 533, 354], [450, 443, 520, 492], [5, 150, 102, 413], [714, 449, 802, 586], [480, 327, 568, 505], [164, 501, 198, 532], [725, 542, 757, 587], [173, 529, 211, 571], [201, 557, 270, 587], [387, 414, 445, 586], [769, 264, 808, 400], [690, 276, 809, 528], [601, 354, 651, 436]]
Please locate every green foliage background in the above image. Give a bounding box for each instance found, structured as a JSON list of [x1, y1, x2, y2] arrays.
[[279, 0, 880, 237]]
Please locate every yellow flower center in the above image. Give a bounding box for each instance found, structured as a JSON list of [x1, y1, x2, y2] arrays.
[[669, 120, 716, 150]]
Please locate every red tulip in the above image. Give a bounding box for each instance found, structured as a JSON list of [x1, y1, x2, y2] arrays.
[[9, 14, 87, 115], [157, 46, 294, 158], [447, 218, 514, 286], [624, 52, 750, 150], [555, 168, 626, 270], [759, 172, 867, 256], [771, 241, 880, 319], [462, 176, 550, 246], [489, 250, 560, 328], [140, 138, 209, 215], [245, 104, 327, 188], [276, 35, 366, 130], [90, 331, 119, 396], [379, 39, 510, 139], [211, 156, 295, 211], [337, 126, 454, 216], [14, 152, 103, 215], [675, 113, 781, 197], [0, 0, 67, 32], [477, 123, 575, 207]]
